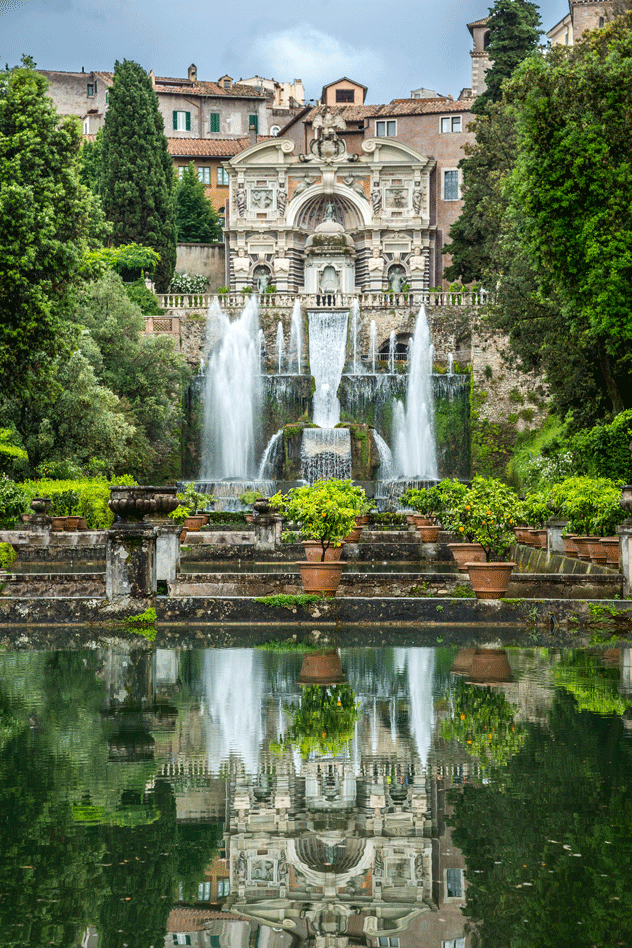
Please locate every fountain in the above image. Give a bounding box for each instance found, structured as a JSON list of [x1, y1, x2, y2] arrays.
[[276, 321, 285, 374], [392, 305, 438, 479], [288, 298, 303, 375]]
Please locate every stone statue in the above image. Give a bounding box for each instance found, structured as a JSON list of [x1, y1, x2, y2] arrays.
[[415, 853, 425, 883], [310, 107, 347, 160], [409, 246, 425, 272], [371, 186, 382, 216], [237, 851, 246, 882], [368, 247, 385, 273], [233, 247, 250, 273], [278, 852, 288, 883], [292, 173, 317, 198], [412, 187, 423, 215], [277, 186, 287, 216], [373, 849, 384, 878], [324, 201, 336, 221], [389, 266, 406, 292], [257, 271, 270, 293], [274, 249, 290, 275], [235, 186, 246, 217], [342, 174, 367, 199]]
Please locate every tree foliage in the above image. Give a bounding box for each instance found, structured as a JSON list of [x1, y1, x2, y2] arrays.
[[175, 163, 222, 243], [473, 0, 542, 113], [99, 60, 177, 291], [0, 62, 95, 397]]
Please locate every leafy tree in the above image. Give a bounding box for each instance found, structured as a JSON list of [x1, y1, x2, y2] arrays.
[[175, 163, 222, 243], [0, 61, 95, 398], [504, 15, 632, 415], [99, 60, 177, 291], [473, 0, 542, 113], [78, 126, 102, 192]]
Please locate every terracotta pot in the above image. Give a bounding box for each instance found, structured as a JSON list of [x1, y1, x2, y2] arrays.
[[183, 515, 206, 531], [356, 515, 369, 527], [298, 560, 344, 597], [64, 516, 81, 532], [465, 561, 515, 600], [344, 526, 363, 544], [586, 537, 607, 565], [244, 513, 254, 523], [514, 526, 532, 544], [180, 529, 187, 543], [522, 528, 539, 546], [51, 516, 66, 532], [413, 514, 432, 527], [417, 524, 440, 542], [297, 649, 346, 685], [533, 529, 547, 550], [562, 535, 579, 557], [405, 515, 416, 525], [573, 536, 593, 561], [302, 540, 344, 562], [77, 517, 88, 531], [601, 537, 620, 566], [467, 648, 514, 684], [448, 542, 486, 572]]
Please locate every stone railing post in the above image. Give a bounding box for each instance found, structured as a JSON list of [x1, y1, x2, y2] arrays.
[[27, 496, 52, 545], [147, 488, 181, 583], [618, 486, 632, 597], [106, 487, 159, 600], [252, 498, 281, 552], [546, 518, 567, 555]]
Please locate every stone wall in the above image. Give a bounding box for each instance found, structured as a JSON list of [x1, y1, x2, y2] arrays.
[[176, 243, 226, 288]]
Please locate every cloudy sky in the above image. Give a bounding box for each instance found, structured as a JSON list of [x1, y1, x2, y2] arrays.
[[2, 0, 570, 103]]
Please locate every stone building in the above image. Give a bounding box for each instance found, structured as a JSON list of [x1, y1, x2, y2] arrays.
[[547, 0, 619, 45]]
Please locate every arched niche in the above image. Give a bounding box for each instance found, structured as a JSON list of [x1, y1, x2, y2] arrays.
[[289, 189, 369, 231]]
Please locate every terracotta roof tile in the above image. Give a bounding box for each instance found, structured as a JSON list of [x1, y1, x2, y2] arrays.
[[167, 135, 271, 157], [153, 78, 267, 98], [167, 907, 242, 933], [301, 99, 473, 125]]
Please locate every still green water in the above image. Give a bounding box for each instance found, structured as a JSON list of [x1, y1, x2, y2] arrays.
[[0, 644, 631, 947]]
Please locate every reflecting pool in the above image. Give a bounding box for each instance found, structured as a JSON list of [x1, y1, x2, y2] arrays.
[[0, 644, 631, 947]]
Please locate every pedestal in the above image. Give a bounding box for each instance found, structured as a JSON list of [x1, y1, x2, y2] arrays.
[[27, 514, 52, 543], [254, 514, 281, 552], [546, 518, 567, 555], [106, 522, 156, 599], [153, 520, 181, 582], [618, 519, 632, 597]]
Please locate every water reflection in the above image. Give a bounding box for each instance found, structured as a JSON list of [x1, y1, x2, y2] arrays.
[[0, 645, 630, 946]]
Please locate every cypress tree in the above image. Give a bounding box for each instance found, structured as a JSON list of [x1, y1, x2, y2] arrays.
[[99, 60, 176, 291], [175, 163, 222, 243], [474, 0, 542, 113]]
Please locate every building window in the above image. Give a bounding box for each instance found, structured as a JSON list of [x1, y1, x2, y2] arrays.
[[441, 116, 462, 133], [87, 84, 94, 97], [564, 29, 569, 45], [443, 169, 460, 201], [197, 167, 210, 184], [378, 939, 400, 947], [209, 112, 220, 133], [197, 881, 211, 901], [105, 90, 109, 104], [446, 868, 464, 899], [217, 878, 230, 897], [223, 79, 231, 89], [248, 113, 259, 133], [599, 16, 605, 27], [376, 120, 396, 137], [83, 120, 89, 134], [217, 167, 229, 186], [173, 110, 191, 131], [172, 937, 191, 946], [177, 166, 187, 178], [336, 88, 354, 103], [443, 940, 466, 948]]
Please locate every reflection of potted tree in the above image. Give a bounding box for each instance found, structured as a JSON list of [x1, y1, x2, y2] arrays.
[[441, 678, 525, 769], [274, 683, 359, 759]]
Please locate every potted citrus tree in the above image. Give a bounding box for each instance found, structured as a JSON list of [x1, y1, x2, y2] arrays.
[[270, 479, 359, 596], [450, 477, 519, 598]]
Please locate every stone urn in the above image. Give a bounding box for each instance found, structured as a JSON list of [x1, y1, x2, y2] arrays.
[[297, 649, 346, 685], [30, 496, 52, 516], [108, 486, 158, 523], [253, 498, 273, 516], [152, 487, 180, 520], [620, 485, 632, 518]]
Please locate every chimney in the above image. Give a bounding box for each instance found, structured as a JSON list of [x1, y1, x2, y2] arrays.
[[188, 63, 197, 82], [249, 123, 257, 146]]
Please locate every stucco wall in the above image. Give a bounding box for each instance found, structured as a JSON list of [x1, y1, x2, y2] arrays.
[[176, 243, 226, 288]]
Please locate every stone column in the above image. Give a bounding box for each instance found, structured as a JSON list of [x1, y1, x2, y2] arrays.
[[546, 518, 567, 555], [106, 487, 159, 600], [154, 521, 182, 582], [618, 520, 632, 598], [26, 497, 52, 546], [253, 498, 281, 552], [106, 522, 156, 599]]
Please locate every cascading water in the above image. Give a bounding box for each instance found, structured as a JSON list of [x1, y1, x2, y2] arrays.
[[258, 429, 283, 480], [447, 352, 454, 375], [369, 320, 377, 374], [276, 321, 285, 374], [392, 305, 438, 479], [373, 431, 394, 479], [288, 298, 303, 375], [199, 296, 261, 480], [350, 299, 362, 375], [388, 330, 396, 374], [309, 310, 349, 427]]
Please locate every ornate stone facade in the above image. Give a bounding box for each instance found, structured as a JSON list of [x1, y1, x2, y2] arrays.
[[223, 114, 436, 297]]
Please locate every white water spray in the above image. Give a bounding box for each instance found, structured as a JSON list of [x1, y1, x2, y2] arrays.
[[276, 321, 285, 374], [393, 305, 438, 478], [288, 298, 303, 375]]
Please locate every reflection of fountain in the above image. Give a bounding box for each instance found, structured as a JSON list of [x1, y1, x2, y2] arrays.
[[202, 648, 265, 775]]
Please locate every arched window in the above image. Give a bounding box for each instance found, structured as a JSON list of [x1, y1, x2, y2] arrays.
[[483, 30, 491, 50]]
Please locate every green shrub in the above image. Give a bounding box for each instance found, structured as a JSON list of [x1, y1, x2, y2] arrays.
[[570, 410, 632, 481], [0, 543, 17, 568], [0, 476, 30, 528], [168, 272, 208, 293], [19, 476, 137, 529]]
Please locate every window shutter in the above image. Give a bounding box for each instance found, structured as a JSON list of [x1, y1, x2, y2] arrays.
[[172, 111, 178, 130], [185, 111, 191, 131], [248, 114, 258, 133], [210, 112, 220, 133]]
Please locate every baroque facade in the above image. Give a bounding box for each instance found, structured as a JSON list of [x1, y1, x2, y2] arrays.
[[223, 111, 438, 296]]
